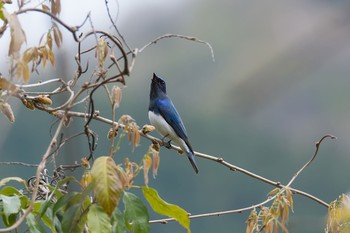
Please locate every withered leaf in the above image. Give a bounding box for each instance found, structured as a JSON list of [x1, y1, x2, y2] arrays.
[[0, 102, 15, 123], [51, 0, 61, 16], [111, 85, 122, 109], [3, 10, 26, 58]]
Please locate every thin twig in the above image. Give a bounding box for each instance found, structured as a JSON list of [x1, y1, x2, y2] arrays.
[[150, 134, 335, 225], [62, 110, 331, 208], [0, 162, 39, 167], [139, 34, 215, 62], [0, 119, 65, 232]]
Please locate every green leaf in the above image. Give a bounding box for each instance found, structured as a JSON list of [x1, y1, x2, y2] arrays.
[[87, 204, 112, 233], [91, 156, 123, 215], [1, 213, 17, 227], [111, 208, 126, 233], [61, 204, 86, 233], [142, 186, 190, 233], [53, 192, 80, 217], [123, 192, 149, 233], [0, 186, 21, 196], [19, 194, 30, 209], [48, 176, 78, 200], [0, 194, 21, 225], [26, 212, 47, 233], [33, 201, 58, 233], [0, 3, 4, 21]]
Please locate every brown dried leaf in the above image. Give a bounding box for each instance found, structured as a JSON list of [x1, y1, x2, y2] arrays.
[[285, 188, 293, 211], [40, 47, 47, 67], [0, 77, 17, 92], [53, 25, 62, 48], [133, 127, 140, 148], [22, 99, 35, 110], [95, 38, 108, 65], [47, 32, 52, 50], [35, 95, 52, 105], [142, 124, 155, 134], [81, 157, 90, 168], [268, 188, 279, 196], [118, 114, 133, 124], [51, 0, 61, 16], [111, 85, 122, 109], [246, 209, 258, 233], [48, 49, 55, 65], [41, 4, 50, 12], [0, 102, 15, 123], [152, 142, 160, 152], [117, 166, 132, 189], [3, 10, 26, 58], [151, 147, 160, 178], [107, 127, 118, 140], [22, 48, 33, 63], [143, 154, 152, 186], [20, 61, 30, 82], [23, 65, 29, 82]]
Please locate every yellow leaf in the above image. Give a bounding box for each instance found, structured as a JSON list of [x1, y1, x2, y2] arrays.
[[80, 171, 92, 189], [91, 156, 123, 216], [142, 187, 191, 233]]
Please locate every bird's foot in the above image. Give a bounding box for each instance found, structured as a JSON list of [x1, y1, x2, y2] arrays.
[[161, 135, 172, 149]]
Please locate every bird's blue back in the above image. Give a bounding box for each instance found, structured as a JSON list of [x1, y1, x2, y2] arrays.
[[153, 96, 194, 153]]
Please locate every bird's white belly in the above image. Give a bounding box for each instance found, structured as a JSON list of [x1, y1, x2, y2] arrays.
[[148, 111, 189, 153]]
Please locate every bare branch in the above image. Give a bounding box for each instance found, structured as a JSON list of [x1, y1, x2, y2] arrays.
[[0, 118, 65, 232], [139, 34, 215, 62], [62, 110, 331, 208]]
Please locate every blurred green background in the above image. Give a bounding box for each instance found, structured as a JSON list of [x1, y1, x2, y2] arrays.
[[1, 0, 350, 232]]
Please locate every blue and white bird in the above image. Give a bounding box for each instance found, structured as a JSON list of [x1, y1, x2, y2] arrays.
[[148, 73, 199, 174]]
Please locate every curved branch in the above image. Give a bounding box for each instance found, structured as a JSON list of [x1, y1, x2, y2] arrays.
[[15, 8, 80, 41], [63, 110, 332, 208], [149, 134, 335, 225], [139, 34, 215, 62], [0, 118, 65, 232]]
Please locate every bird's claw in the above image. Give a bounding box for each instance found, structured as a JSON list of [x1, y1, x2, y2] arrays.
[[161, 135, 172, 148]]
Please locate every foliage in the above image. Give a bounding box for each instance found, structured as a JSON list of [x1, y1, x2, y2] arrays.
[[326, 194, 350, 233], [0, 0, 347, 233]]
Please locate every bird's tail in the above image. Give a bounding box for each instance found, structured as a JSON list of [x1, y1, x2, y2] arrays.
[[187, 152, 199, 174]]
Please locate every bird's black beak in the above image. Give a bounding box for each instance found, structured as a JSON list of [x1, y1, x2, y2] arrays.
[[152, 73, 158, 81]]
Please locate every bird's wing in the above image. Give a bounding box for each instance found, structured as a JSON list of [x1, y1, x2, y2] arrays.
[[156, 98, 194, 153]]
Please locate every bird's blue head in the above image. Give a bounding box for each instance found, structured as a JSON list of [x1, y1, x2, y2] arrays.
[[150, 73, 167, 99]]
